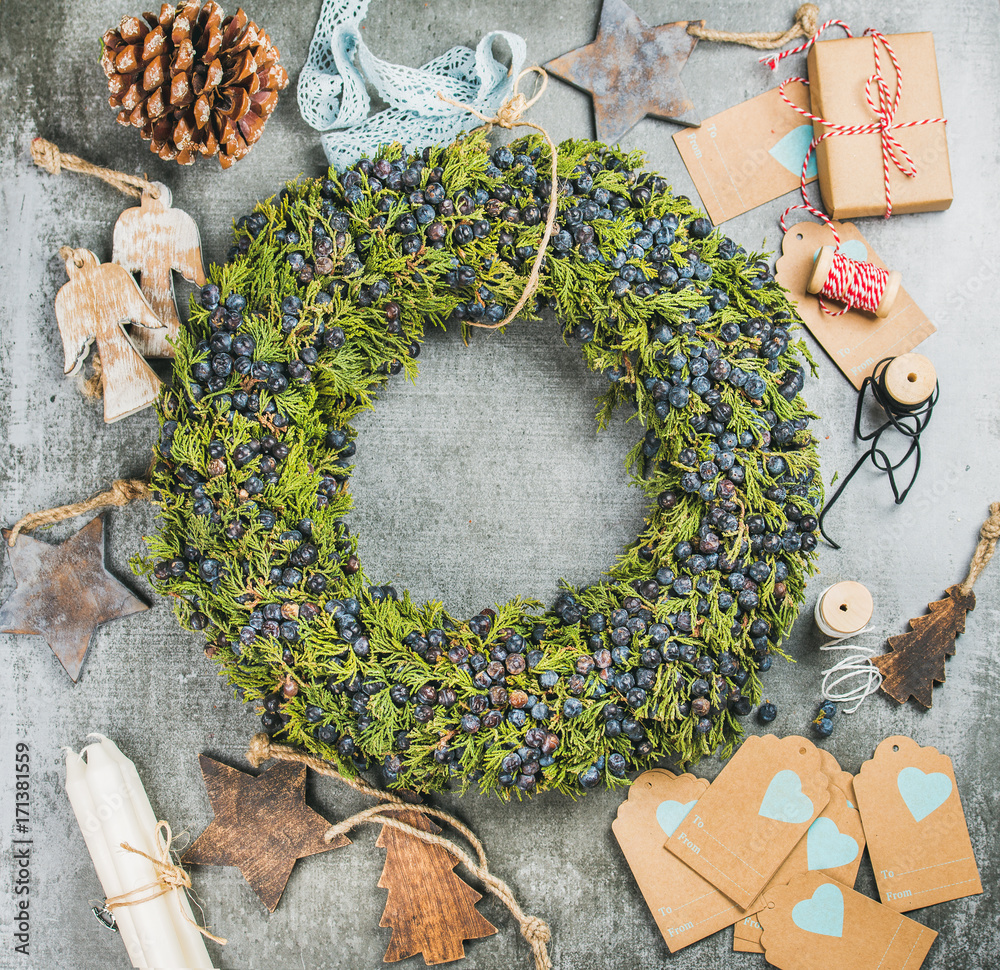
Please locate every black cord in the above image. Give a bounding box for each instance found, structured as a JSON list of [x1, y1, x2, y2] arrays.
[[819, 356, 939, 549]]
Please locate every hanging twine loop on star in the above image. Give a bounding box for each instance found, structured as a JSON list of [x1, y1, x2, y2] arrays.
[[6, 479, 150, 546], [687, 3, 820, 50], [105, 821, 227, 946], [247, 733, 553, 970], [437, 67, 559, 332]]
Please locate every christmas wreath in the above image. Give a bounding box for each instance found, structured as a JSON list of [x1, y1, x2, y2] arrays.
[[142, 132, 822, 797]]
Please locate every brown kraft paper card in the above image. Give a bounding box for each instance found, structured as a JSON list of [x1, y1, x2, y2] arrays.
[[672, 82, 817, 225], [664, 735, 830, 909], [759, 872, 937, 970], [774, 220, 936, 389], [854, 735, 982, 912], [808, 32, 952, 220], [612, 769, 743, 951], [819, 747, 857, 806], [733, 784, 866, 952]]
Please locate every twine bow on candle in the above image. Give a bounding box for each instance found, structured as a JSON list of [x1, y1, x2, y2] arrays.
[[768, 26, 947, 239], [104, 822, 227, 946], [437, 67, 559, 332]]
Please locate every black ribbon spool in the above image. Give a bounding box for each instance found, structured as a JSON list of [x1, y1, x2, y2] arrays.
[[819, 355, 939, 549]]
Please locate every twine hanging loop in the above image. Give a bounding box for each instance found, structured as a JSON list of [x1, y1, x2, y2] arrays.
[[7, 479, 150, 546], [688, 4, 820, 51], [437, 67, 558, 332], [31, 138, 160, 199], [959, 502, 1000, 595]]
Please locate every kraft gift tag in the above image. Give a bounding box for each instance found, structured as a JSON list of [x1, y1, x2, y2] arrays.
[[613, 769, 743, 951], [733, 784, 866, 952], [758, 872, 937, 970], [854, 736, 982, 911], [819, 747, 857, 806], [664, 735, 830, 909], [673, 82, 817, 225], [774, 220, 937, 389]]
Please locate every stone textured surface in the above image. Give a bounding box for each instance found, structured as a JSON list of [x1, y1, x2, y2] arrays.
[[1, 2, 997, 969]]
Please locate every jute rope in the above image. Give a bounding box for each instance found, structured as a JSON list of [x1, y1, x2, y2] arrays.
[[246, 734, 552, 970], [437, 67, 559, 331], [82, 354, 105, 399], [688, 4, 820, 50], [7, 479, 150, 546], [105, 821, 227, 945], [959, 502, 1000, 595], [31, 137, 160, 199]]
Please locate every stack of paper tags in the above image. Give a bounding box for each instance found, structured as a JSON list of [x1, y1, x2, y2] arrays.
[[613, 734, 981, 969]]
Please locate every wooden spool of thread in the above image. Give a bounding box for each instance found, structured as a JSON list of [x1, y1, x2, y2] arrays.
[[814, 581, 874, 639], [881, 352, 937, 408], [807, 245, 902, 318]]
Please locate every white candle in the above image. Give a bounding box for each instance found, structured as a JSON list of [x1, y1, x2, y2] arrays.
[[64, 748, 148, 969], [84, 743, 190, 970], [90, 736, 214, 969]]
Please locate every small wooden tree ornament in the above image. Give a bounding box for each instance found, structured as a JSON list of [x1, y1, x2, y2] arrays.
[[112, 183, 206, 358], [873, 502, 1000, 706], [376, 809, 497, 965], [55, 248, 164, 423]]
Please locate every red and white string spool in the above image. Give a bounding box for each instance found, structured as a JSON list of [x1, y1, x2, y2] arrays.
[[806, 245, 902, 317], [763, 23, 946, 317]]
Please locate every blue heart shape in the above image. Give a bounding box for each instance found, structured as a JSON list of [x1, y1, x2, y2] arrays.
[[898, 766, 952, 823], [806, 817, 859, 871], [769, 124, 819, 178], [758, 769, 814, 824], [656, 799, 696, 837], [792, 883, 844, 938]]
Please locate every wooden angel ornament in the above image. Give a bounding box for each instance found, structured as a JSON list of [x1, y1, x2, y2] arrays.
[[112, 182, 206, 358], [55, 248, 163, 423]]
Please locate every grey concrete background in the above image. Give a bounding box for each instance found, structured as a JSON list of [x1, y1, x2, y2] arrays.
[[1, 1, 997, 968]]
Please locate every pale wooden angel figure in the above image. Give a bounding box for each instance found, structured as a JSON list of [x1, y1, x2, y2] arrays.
[[113, 182, 206, 358], [55, 248, 164, 423]]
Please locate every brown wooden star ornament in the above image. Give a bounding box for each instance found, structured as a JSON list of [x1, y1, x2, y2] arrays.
[[0, 514, 147, 681], [545, 0, 702, 143], [182, 755, 350, 912]]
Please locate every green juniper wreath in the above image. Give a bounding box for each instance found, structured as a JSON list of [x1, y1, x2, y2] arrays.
[[141, 131, 823, 798]]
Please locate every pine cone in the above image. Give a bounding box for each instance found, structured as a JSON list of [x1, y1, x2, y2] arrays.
[[101, 2, 289, 168]]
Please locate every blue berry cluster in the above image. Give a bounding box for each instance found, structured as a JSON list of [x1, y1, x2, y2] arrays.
[[144, 132, 822, 797]]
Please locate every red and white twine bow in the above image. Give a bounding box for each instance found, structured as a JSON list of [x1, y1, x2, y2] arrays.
[[764, 22, 947, 314]]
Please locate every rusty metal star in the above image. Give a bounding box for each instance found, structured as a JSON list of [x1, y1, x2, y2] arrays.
[[545, 0, 702, 143], [0, 514, 147, 681], [182, 755, 350, 912]]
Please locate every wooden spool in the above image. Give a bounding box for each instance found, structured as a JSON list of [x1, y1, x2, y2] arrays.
[[806, 245, 902, 319], [883, 353, 937, 407], [815, 581, 874, 638]]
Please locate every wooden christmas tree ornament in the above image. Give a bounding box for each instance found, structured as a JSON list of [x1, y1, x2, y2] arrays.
[[113, 183, 206, 358], [376, 809, 497, 965], [873, 502, 1000, 706], [55, 248, 164, 422], [0, 514, 148, 681], [182, 755, 350, 912]]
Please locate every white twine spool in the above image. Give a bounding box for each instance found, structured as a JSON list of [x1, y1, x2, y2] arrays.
[[814, 582, 883, 714]]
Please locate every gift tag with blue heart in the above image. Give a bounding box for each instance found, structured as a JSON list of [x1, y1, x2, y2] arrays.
[[665, 735, 830, 909], [736, 775, 866, 954], [855, 735, 982, 912], [758, 872, 937, 970], [613, 769, 741, 953]]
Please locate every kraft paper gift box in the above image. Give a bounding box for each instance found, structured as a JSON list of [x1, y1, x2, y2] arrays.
[[806, 32, 952, 220]]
